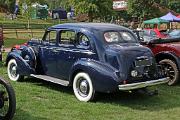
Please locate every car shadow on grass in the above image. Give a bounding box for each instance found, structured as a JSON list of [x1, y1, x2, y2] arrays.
[[96, 85, 180, 111], [21, 77, 180, 111], [21, 77, 73, 95]]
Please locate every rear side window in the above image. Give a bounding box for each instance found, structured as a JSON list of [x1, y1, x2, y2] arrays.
[[76, 33, 90, 49], [60, 30, 76, 45]]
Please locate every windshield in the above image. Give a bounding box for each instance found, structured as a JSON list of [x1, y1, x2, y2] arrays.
[[104, 31, 137, 43]]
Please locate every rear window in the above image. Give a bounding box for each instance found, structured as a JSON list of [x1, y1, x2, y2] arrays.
[[104, 31, 137, 43]]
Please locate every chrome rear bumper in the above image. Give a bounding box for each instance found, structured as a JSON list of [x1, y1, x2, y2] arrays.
[[118, 77, 169, 91]]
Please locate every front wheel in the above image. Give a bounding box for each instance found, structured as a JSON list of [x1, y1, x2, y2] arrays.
[[159, 59, 179, 85], [73, 72, 95, 102], [0, 77, 16, 120], [7, 59, 23, 81]]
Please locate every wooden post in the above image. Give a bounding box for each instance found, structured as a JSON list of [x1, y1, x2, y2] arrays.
[[15, 29, 18, 39], [0, 26, 3, 61], [31, 29, 33, 38]]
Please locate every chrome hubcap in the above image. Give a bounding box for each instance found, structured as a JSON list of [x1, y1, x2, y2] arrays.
[[10, 64, 17, 78], [80, 80, 88, 94], [77, 79, 89, 97]]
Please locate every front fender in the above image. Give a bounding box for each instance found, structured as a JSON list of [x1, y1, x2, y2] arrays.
[[70, 58, 120, 93], [6, 50, 35, 76]]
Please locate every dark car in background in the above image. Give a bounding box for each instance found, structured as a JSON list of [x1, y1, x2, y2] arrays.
[[6, 23, 168, 102], [133, 30, 158, 42]]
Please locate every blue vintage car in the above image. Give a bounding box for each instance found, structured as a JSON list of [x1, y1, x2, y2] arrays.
[[6, 23, 169, 102]]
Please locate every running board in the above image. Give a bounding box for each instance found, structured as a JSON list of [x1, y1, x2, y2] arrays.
[[30, 74, 69, 86]]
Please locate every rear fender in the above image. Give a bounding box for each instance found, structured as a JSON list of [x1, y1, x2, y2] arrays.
[[21, 46, 37, 68], [70, 58, 120, 93]]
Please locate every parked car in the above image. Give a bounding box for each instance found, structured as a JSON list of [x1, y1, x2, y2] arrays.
[[6, 23, 169, 102], [168, 29, 180, 38], [144, 28, 168, 38], [133, 30, 158, 42], [140, 38, 180, 85]]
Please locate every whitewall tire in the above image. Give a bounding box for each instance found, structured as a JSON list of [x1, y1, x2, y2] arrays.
[[73, 72, 95, 102], [7, 59, 23, 81]]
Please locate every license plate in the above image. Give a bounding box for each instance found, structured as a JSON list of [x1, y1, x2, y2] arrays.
[[135, 59, 152, 67]]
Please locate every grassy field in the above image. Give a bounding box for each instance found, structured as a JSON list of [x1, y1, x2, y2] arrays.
[[0, 52, 180, 120]]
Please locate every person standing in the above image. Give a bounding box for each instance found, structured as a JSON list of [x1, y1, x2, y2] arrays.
[[0, 27, 4, 61]]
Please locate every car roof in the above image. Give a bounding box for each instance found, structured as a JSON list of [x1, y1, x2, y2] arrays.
[[49, 23, 130, 32]]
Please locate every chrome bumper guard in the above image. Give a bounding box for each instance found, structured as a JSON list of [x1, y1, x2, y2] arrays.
[[118, 77, 169, 91]]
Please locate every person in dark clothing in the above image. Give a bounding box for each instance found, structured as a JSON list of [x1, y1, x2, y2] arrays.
[[0, 27, 4, 61], [0, 27, 4, 48]]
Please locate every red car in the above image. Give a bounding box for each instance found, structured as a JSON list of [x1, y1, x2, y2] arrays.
[[144, 38, 180, 85], [144, 28, 168, 38]]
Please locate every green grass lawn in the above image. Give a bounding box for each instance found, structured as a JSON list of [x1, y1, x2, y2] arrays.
[[0, 53, 180, 120]]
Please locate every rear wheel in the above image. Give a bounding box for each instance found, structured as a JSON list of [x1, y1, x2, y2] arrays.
[[159, 59, 179, 85], [7, 59, 23, 81], [73, 72, 95, 102]]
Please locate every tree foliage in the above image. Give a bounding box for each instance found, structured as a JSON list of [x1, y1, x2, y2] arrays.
[[67, 0, 114, 22], [168, 0, 180, 13], [0, 0, 15, 13], [127, 0, 161, 20], [127, 0, 180, 20]]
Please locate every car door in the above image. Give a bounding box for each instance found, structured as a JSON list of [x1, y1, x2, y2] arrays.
[[39, 30, 58, 77], [55, 30, 97, 80]]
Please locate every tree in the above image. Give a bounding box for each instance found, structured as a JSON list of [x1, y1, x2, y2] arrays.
[[0, 0, 16, 13], [127, 0, 162, 20], [168, 1, 180, 13], [128, 0, 180, 21], [19, 0, 33, 29], [67, 0, 114, 22]]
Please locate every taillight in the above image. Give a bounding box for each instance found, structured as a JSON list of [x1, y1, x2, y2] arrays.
[[123, 80, 127, 84], [23, 43, 28, 46], [14, 45, 20, 50]]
